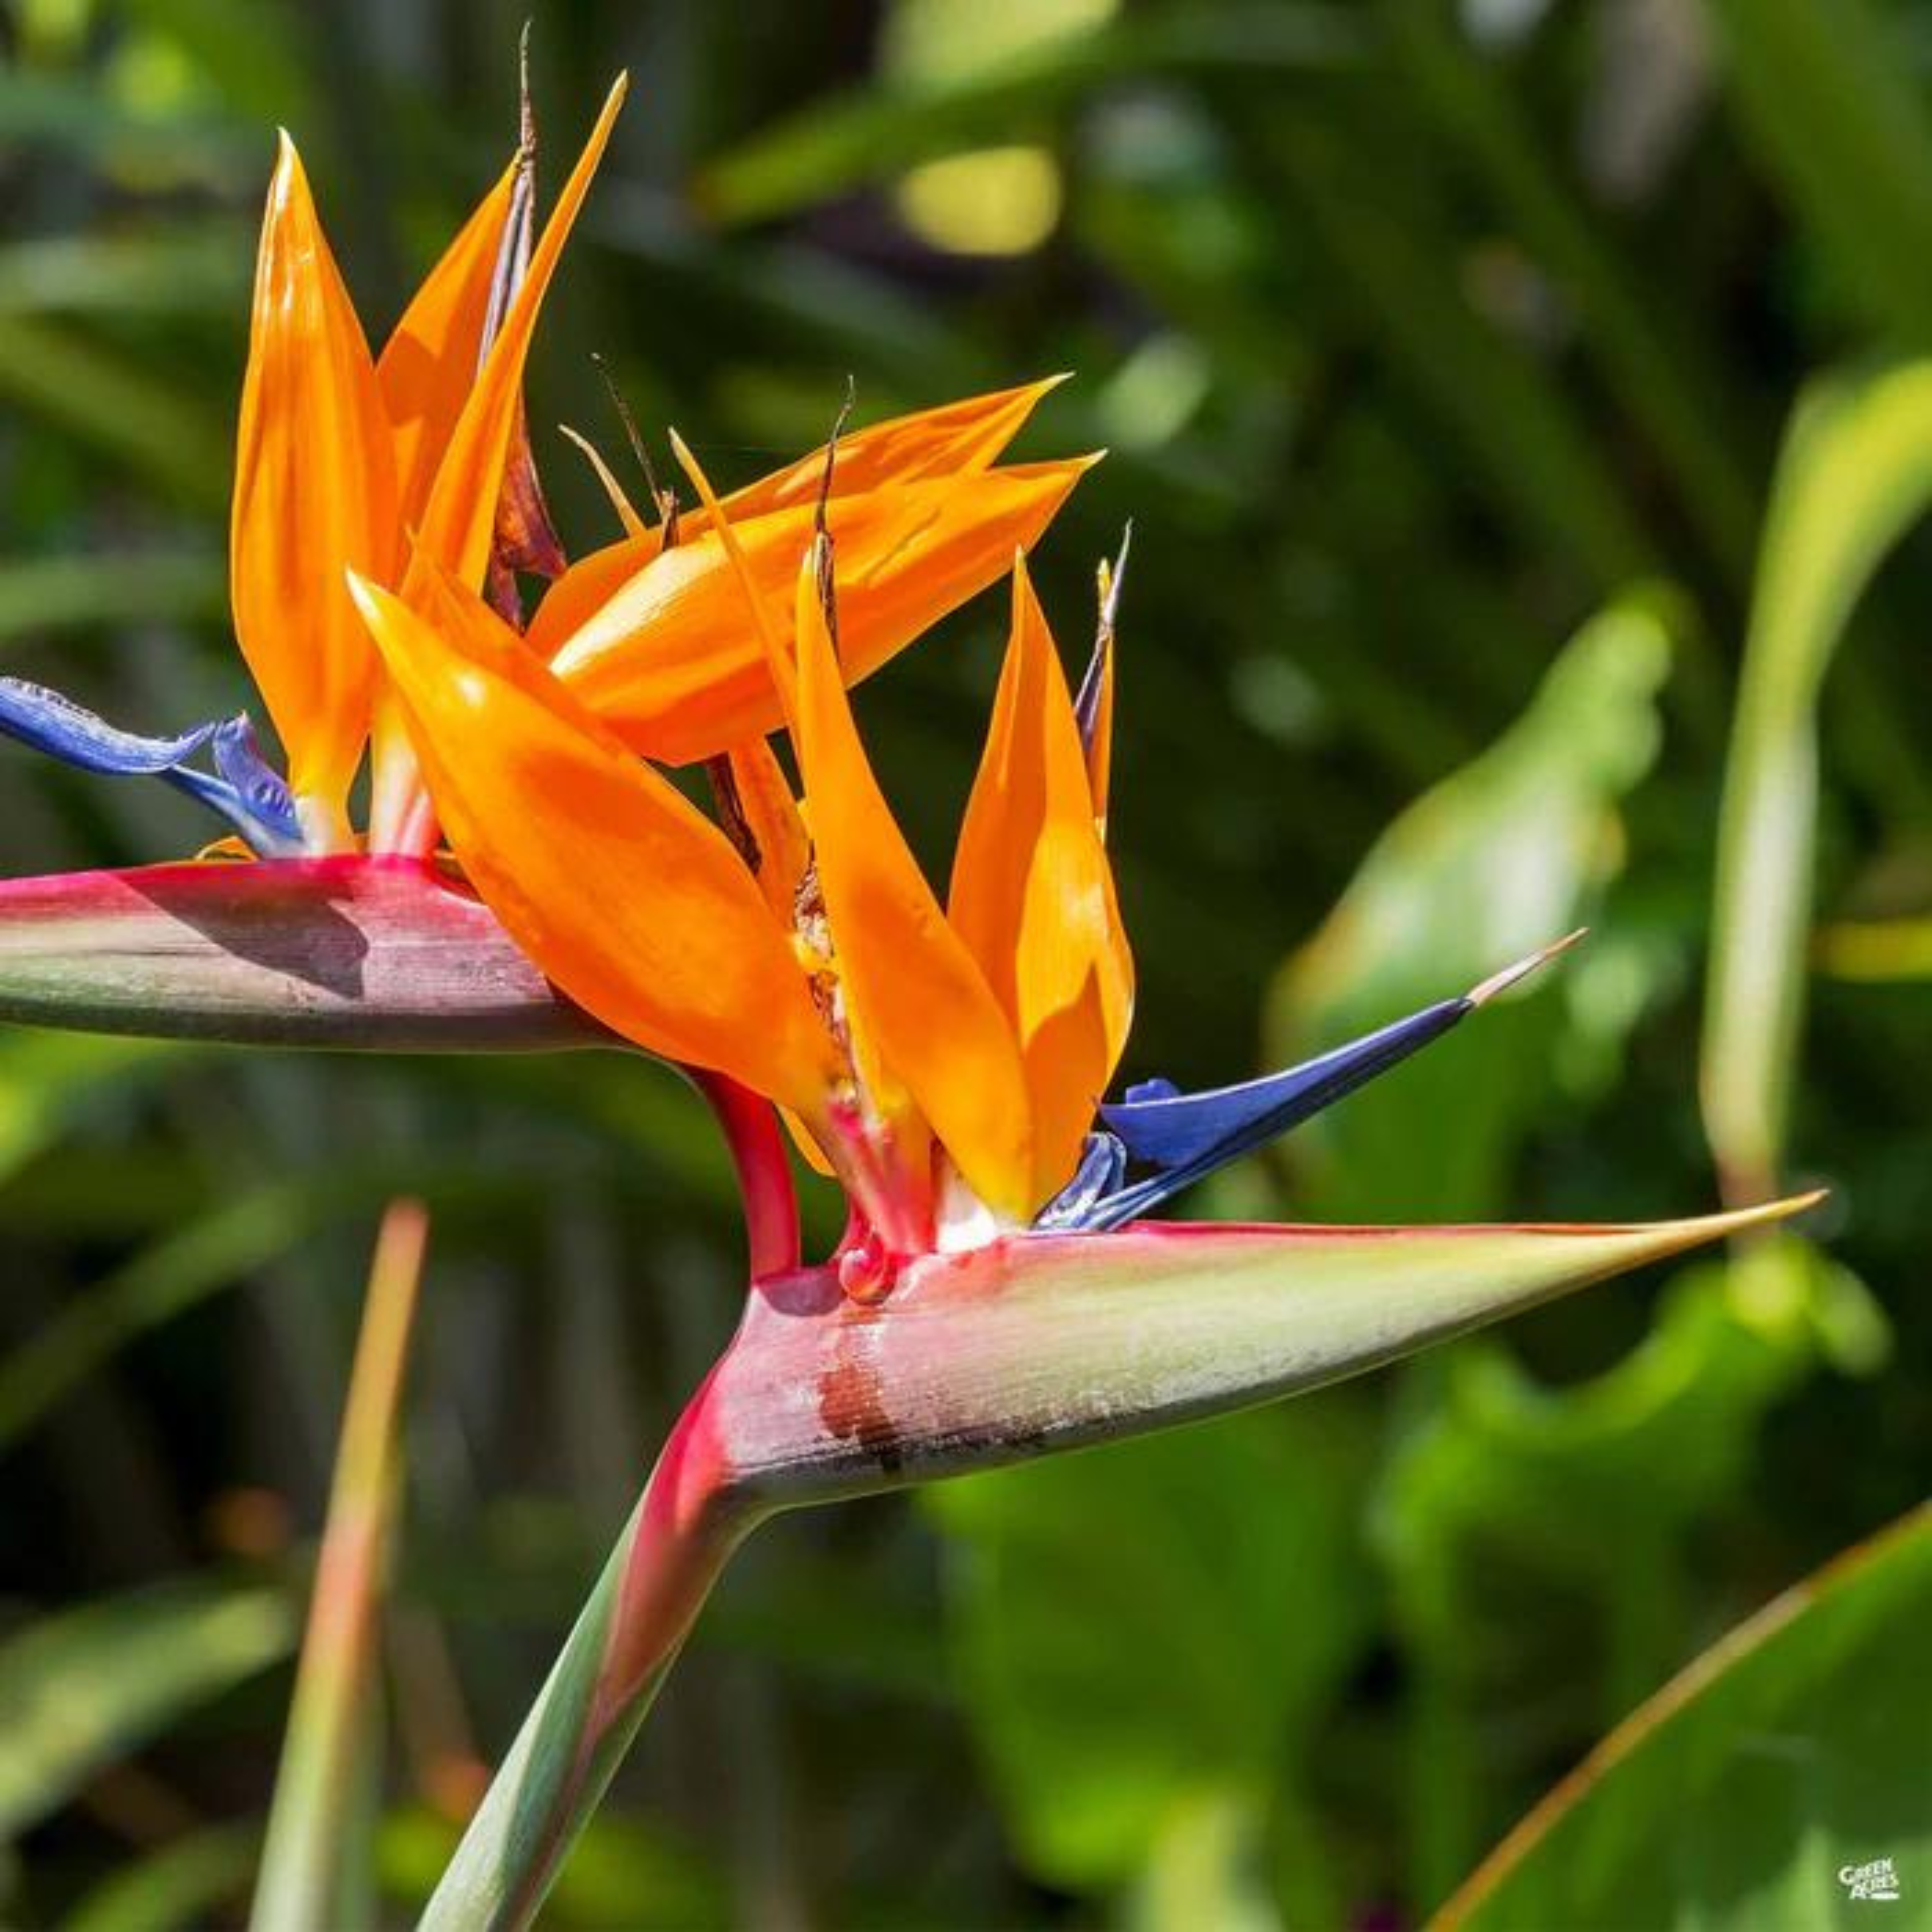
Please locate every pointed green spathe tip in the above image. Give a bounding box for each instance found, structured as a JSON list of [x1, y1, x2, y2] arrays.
[[704, 1192, 1827, 1504]]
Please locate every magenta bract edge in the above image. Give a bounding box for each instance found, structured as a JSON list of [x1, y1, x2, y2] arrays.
[[0, 856, 609, 1050]]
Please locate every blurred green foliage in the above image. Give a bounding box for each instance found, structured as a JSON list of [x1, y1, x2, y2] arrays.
[[0, 0, 1927, 1925]]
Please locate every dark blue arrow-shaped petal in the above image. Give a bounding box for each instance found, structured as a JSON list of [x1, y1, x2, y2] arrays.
[[1101, 994, 1469, 1170], [0, 677, 304, 858], [1040, 935, 1586, 1232]]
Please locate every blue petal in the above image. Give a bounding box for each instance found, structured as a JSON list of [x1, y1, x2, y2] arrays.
[[1037, 938, 1585, 1233], [206, 715, 303, 855], [0, 676, 303, 857], [1032, 1132, 1128, 1231], [1038, 993, 1473, 1232], [0, 677, 215, 774], [1100, 995, 1469, 1171]]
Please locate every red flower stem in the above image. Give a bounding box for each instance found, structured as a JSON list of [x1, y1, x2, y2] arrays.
[[689, 1068, 800, 1279]]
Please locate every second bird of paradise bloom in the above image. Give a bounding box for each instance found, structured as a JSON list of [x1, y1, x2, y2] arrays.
[[0, 74, 1090, 872]]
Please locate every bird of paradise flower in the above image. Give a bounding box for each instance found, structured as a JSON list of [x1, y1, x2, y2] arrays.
[[0, 69, 1818, 1931]]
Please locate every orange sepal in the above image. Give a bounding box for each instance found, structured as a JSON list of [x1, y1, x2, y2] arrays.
[[376, 153, 523, 535], [949, 558, 1134, 1203], [719, 736, 810, 923], [542, 456, 1096, 763], [561, 425, 651, 540], [792, 552, 1034, 1218], [349, 562, 835, 1113], [719, 375, 1069, 521], [231, 133, 400, 813], [406, 74, 626, 594]]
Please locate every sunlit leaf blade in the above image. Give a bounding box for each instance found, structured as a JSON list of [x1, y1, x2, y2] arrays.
[[0, 858, 606, 1050], [1702, 361, 1932, 1203], [926, 1409, 1374, 1902], [252, 1202, 429, 1932], [0, 551, 222, 643], [1436, 1502, 1932, 1930], [0, 1581, 294, 1840], [1377, 1245, 1874, 1905], [1815, 916, 1932, 982], [1271, 596, 1673, 1219], [708, 1196, 1820, 1503]]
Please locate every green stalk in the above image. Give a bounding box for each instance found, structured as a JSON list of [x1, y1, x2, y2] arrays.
[[251, 1202, 430, 1932], [418, 1409, 758, 1931]]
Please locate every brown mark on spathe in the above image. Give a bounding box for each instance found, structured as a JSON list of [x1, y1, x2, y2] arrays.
[[816, 1307, 904, 1477]]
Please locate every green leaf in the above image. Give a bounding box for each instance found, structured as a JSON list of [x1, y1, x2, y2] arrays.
[[1437, 1502, 1932, 1930], [1378, 1250, 1857, 1901], [1259, 115, 1654, 592], [926, 1406, 1373, 1903], [0, 317, 230, 507], [252, 1203, 429, 1932], [0, 1029, 184, 1187], [1704, 0, 1932, 346], [1384, 0, 1758, 576], [1269, 594, 1675, 1218], [0, 228, 250, 319], [696, 6, 1362, 225], [1815, 916, 1932, 982], [1702, 362, 1932, 1201], [0, 1581, 294, 1841], [0, 552, 225, 643], [66, 1823, 259, 1932]]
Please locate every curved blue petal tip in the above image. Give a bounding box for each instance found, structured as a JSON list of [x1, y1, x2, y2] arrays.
[[0, 677, 303, 857], [0, 677, 215, 774]]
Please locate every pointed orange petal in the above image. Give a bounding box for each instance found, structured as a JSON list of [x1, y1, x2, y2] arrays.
[[231, 133, 400, 812], [666, 428, 800, 730], [407, 74, 626, 593], [349, 562, 834, 1112], [718, 736, 810, 924], [792, 552, 1034, 1217], [376, 153, 522, 534], [721, 376, 1069, 521], [949, 558, 1133, 1202], [542, 457, 1095, 762], [560, 425, 651, 539]]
